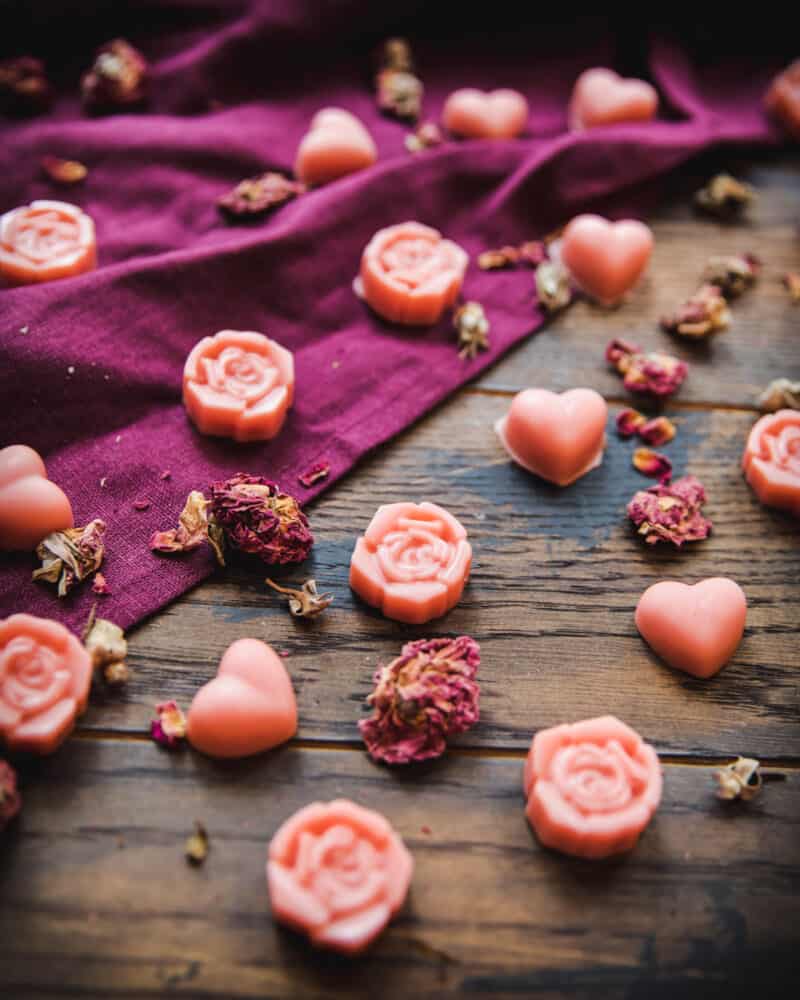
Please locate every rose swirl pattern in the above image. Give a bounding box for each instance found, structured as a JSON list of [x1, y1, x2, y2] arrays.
[[742, 409, 800, 517], [0, 200, 96, 285]]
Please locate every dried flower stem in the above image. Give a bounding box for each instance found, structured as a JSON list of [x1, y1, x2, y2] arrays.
[[265, 578, 333, 618]]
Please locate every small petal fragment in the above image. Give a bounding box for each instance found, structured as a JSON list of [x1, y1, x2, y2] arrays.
[[661, 284, 730, 338], [632, 447, 672, 481], [638, 416, 676, 447], [714, 757, 762, 801], [33, 519, 106, 597], [615, 408, 647, 438], [151, 701, 187, 749]]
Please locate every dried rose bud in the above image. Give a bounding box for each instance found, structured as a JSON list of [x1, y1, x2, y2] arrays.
[[632, 447, 672, 481], [616, 408, 647, 438], [218, 172, 306, 221], [207, 474, 313, 565], [535, 261, 572, 312], [714, 757, 762, 801], [41, 156, 88, 185], [405, 120, 443, 153], [694, 174, 756, 217], [265, 578, 333, 618], [605, 338, 641, 369], [376, 68, 423, 121], [298, 461, 331, 489], [359, 636, 480, 765], [784, 272, 800, 302], [638, 415, 676, 447], [454, 301, 490, 360], [376, 37, 415, 73], [0, 56, 52, 116], [150, 490, 224, 565], [757, 377, 800, 412], [92, 572, 111, 595], [151, 700, 187, 749], [33, 519, 106, 597], [478, 246, 521, 270], [702, 254, 760, 298], [661, 284, 730, 338], [81, 39, 149, 114], [607, 339, 688, 398], [185, 821, 209, 865], [627, 474, 711, 547], [0, 761, 21, 831]]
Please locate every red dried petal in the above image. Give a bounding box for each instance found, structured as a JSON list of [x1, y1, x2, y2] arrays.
[[627, 475, 712, 546], [41, 156, 88, 184], [150, 701, 187, 749], [133, 499, 151, 511], [632, 447, 672, 481], [616, 408, 647, 438], [638, 416, 676, 447], [605, 338, 641, 370], [298, 461, 331, 489], [92, 572, 111, 595], [661, 284, 730, 337]]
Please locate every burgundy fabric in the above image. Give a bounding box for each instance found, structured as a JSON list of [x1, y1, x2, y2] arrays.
[[0, 5, 786, 634]]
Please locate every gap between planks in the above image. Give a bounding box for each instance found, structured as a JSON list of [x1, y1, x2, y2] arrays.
[[465, 385, 760, 413]]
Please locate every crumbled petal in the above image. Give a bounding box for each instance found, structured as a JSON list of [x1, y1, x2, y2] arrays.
[[638, 415, 677, 446], [41, 156, 88, 184], [661, 284, 730, 338], [81, 39, 149, 114], [0, 761, 22, 831], [478, 246, 521, 270], [185, 821, 209, 865], [626, 475, 711, 547], [359, 636, 481, 765], [298, 461, 331, 488], [133, 499, 151, 511], [264, 577, 333, 618], [151, 701, 187, 749], [757, 377, 800, 412], [376, 37, 415, 74], [616, 408, 647, 438], [207, 474, 313, 565], [535, 261, 573, 312], [518, 241, 548, 267], [218, 172, 306, 220], [632, 447, 673, 481], [714, 757, 762, 801], [92, 572, 111, 595], [784, 272, 800, 302], [694, 174, 756, 216], [160, 470, 171, 480], [702, 254, 761, 298], [33, 519, 106, 597], [83, 611, 129, 687], [605, 338, 641, 368], [405, 120, 444, 154], [607, 339, 688, 398], [150, 490, 220, 562], [454, 301, 490, 360], [0, 56, 52, 116], [376, 68, 423, 120]]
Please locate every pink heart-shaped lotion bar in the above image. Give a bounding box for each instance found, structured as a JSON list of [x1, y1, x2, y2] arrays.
[[569, 68, 658, 130], [560, 214, 653, 306], [294, 108, 377, 186], [635, 578, 747, 678], [0, 444, 73, 551], [442, 88, 528, 139], [187, 638, 297, 758], [495, 388, 607, 486]]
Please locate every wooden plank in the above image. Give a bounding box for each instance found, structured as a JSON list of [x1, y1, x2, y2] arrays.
[[79, 392, 800, 757], [478, 155, 800, 407], [0, 740, 797, 999]]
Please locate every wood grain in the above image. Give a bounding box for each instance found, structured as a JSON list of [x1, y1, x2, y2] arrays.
[[1, 740, 797, 1000]]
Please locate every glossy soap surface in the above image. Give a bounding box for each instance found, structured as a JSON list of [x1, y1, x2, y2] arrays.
[[560, 213, 654, 305], [742, 409, 800, 518], [294, 108, 377, 186], [442, 88, 529, 139], [569, 68, 658, 130], [0, 200, 96, 286], [0, 444, 74, 551]]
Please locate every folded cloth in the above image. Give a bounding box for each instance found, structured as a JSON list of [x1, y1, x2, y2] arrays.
[[0, 5, 786, 633]]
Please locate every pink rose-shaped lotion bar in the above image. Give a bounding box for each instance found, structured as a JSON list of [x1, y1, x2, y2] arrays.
[[0, 614, 92, 754], [357, 222, 468, 325], [523, 716, 662, 859], [267, 799, 413, 955], [0, 200, 96, 286], [442, 88, 529, 139], [350, 501, 472, 624], [742, 410, 800, 517], [183, 330, 294, 442], [0, 445, 73, 551], [568, 68, 658, 130]]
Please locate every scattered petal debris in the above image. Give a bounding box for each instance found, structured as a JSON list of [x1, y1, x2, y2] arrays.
[[694, 174, 756, 217], [627, 475, 711, 547], [185, 821, 209, 865], [405, 120, 443, 153], [661, 284, 730, 338], [218, 172, 306, 220], [150, 490, 222, 563], [375, 38, 422, 120], [0, 761, 21, 831], [160, 470, 171, 480], [638, 416, 676, 447], [454, 301, 490, 359], [714, 757, 762, 801], [702, 254, 760, 298], [606, 339, 688, 398], [616, 408, 647, 438], [757, 378, 800, 412], [40, 155, 88, 184], [535, 260, 573, 312], [92, 572, 111, 595], [632, 447, 672, 481], [265, 578, 333, 618], [298, 461, 331, 489], [33, 519, 106, 597], [783, 272, 800, 302], [0, 56, 52, 116], [81, 38, 149, 114], [478, 239, 547, 270], [83, 608, 130, 686], [151, 701, 187, 749], [359, 636, 480, 765], [133, 499, 151, 511]]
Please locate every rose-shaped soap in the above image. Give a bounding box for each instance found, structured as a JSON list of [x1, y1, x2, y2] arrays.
[[742, 410, 800, 517], [350, 501, 471, 624], [0, 445, 73, 551], [267, 799, 413, 955], [568, 68, 658, 130], [523, 716, 662, 859], [442, 88, 528, 139], [764, 60, 800, 139], [0, 200, 96, 286], [561, 214, 653, 306], [294, 108, 377, 186], [0, 614, 92, 754], [495, 388, 607, 486], [183, 330, 294, 442], [356, 221, 468, 325]]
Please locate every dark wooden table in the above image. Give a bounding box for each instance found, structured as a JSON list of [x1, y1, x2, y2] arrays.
[[2, 150, 799, 999]]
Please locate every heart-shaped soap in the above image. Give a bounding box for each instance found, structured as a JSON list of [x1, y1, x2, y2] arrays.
[[560, 214, 653, 306], [0, 444, 73, 551], [635, 578, 747, 679], [568, 68, 658, 130], [495, 388, 607, 486], [294, 108, 377, 186], [187, 638, 297, 758], [442, 88, 528, 139]]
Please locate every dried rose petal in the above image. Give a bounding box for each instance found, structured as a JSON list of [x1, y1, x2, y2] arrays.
[[218, 172, 306, 221], [605, 338, 641, 368], [33, 519, 106, 597], [405, 120, 444, 154], [0, 761, 21, 831], [694, 174, 756, 217], [478, 246, 521, 270], [616, 408, 647, 438], [638, 415, 676, 447], [0, 56, 52, 116], [714, 757, 762, 801], [376, 68, 423, 121], [207, 474, 313, 565], [150, 490, 223, 563], [41, 156, 88, 185], [784, 272, 800, 302], [632, 447, 672, 481], [607, 339, 688, 398], [454, 301, 490, 360], [160, 470, 171, 480], [265, 578, 333, 618], [757, 378, 800, 413], [627, 475, 711, 547], [359, 636, 480, 765], [151, 700, 187, 749], [92, 572, 111, 595], [81, 39, 149, 114], [702, 254, 761, 298], [298, 461, 331, 489], [185, 821, 209, 865], [661, 284, 730, 338]]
